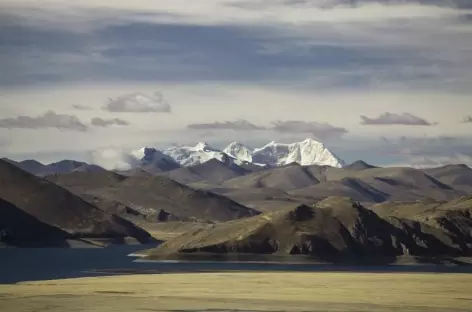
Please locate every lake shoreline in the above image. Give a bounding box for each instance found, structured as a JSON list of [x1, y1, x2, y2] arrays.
[[1, 246, 472, 285]]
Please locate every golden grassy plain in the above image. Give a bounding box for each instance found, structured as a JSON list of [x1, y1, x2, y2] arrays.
[[1, 272, 472, 312]]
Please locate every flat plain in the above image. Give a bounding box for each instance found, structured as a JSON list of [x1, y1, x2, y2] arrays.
[[1, 272, 472, 312]]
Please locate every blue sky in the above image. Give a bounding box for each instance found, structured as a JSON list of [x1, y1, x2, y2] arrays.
[[1, 0, 472, 167]]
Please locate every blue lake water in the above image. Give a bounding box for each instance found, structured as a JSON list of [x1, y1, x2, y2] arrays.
[[1, 245, 472, 284]]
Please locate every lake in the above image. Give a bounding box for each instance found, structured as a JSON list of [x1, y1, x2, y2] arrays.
[[1, 245, 472, 284]]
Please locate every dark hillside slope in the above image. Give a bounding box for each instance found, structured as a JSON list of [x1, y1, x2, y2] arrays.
[[423, 164, 472, 187], [0, 159, 154, 244], [0, 198, 71, 247], [371, 197, 472, 251], [142, 197, 469, 263], [344, 160, 378, 170], [222, 163, 320, 191], [1, 158, 45, 174], [92, 175, 260, 222], [308, 166, 465, 201], [46, 171, 183, 222], [46, 171, 127, 191], [160, 159, 250, 184], [289, 178, 389, 203]]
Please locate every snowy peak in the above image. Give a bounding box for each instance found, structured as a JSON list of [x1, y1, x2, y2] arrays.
[[162, 143, 228, 167], [131, 147, 180, 173], [131, 138, 344, 169], [252, 138, 344, 168], [223, 142, 253, 163], [194, 142, 215, 152]]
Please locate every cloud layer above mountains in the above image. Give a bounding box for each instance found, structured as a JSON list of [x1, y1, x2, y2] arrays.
[[1, 0, 471, 90], [187, 119, 265, 131], [360, 112, 437, 126], [91, 117, 130, 127], [1, 0, 471, 167], [0, 111, 88, 132], [103, 92, 171, 113]]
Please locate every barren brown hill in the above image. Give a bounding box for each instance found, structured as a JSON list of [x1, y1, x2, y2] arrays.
[[160, 158, 250, 184], [370, 196, 472, 250], [423, 164, 472, 188], [1, 158, 45, 174], [289, 178, 389, 203], [3, 158, 106, 176], [306, 166, 465, 201], [46, 171, 189, 222], [0, 198, 71, 247], [221, 163, 320, 191], [0, 159, 154, 244], [87, 174, 260, 222], [46, 171, 127, 191], [141, 197, 469, 263], [115, 168, 153, 177], [214, 164, 465, 205], [344, 160, 378, 170]]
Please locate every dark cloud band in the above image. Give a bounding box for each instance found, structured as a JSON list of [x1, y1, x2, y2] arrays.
[[0, 111, 88, 132], [360, 112, 437, 126]]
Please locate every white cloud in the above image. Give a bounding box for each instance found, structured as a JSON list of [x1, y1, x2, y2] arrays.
[[72, 104, 93, 110], [91, 117, 130, 127], [2, 1, 468, 28], [1, 1, 472, 163], [0, 111, 88, 132], [360, 112, 437, 126], [271, 120, 348, 139], [89, 148, 139, 170], [461, 116, 472, 123], [2, 0, 472, 93], [103, 92, 171, 113], [187, 119, 265, 130]]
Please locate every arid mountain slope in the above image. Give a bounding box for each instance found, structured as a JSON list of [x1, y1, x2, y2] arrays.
[[160, 158, 251, 184], [81, 174, 260, 222], [219, 165, 465, 203], [142, 197, 470, 263], [0, 198, 71, 247], [221, 163, 320, 191], [423, 164, 472, 189], [0, 159, 154, 244]]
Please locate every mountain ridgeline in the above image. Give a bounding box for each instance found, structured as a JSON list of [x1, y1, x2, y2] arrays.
[[140, 197, 472, 264], [0, 159, 155, 247], [2, 138, 472, 264]]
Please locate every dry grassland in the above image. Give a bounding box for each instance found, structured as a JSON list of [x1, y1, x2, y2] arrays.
[[1, 272, 471, 312]]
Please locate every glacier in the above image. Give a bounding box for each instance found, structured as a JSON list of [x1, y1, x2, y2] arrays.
[[129, 138, 344, 169]]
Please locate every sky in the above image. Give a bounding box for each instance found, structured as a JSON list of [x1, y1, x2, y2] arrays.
[[1, 0, 472, 167]]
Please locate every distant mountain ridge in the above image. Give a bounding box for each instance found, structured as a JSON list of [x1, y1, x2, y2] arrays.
[[1, 138, 343, 176], [134, 138, 345, 171], [1, 158, 106, 177], [0, 159, 155, 246]]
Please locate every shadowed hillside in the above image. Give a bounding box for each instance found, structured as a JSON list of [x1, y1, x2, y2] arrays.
[[0, 198, 71, 247], [289, 178, 389, 203], [0, 160, 155, 245], [221, 163, 320, 191], [141, 197, 471, 264], [219, 165, 466, 204], [371, 196, 472, 250], [160, 158, 251, 184], [344, 160, 378, 170], [423, 164, 472, 189], [2, 158, 106, 176], [80, 174, 260, 222]]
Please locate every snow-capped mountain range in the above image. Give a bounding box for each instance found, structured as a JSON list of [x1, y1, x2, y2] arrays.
[[130, 138, 345, 169]]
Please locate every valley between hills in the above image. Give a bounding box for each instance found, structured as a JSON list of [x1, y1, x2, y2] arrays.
[[1, 138, 472, 265]]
